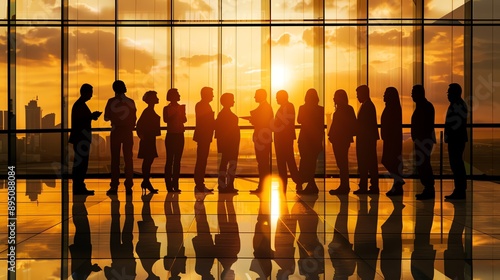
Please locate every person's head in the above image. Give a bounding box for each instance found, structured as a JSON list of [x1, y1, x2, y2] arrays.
[[167, 88, 180, 102], [333, 89, 348, 107], [276, 90, 289, 105], [143, 90, 159, 105], [80, 83, 93, 101], [220, 93, 234, 108], [304, 88, 319, 105], [356, 85, 370, 103], [384, 87, 400, 106], [112, 80, 126, 95], [447, 83, 462, 103], [200, 86, 214, 102], [254, 89, 267, 103], [411, 84, 425, 103]]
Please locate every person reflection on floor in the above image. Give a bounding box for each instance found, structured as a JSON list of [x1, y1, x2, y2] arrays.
[[136, 193, 161, 280], [354, 195, 379, 280], [164, 193, 187, 279], [293, 194, 324, 279], [104, 195, 136, 279], [192, 192, 216, 279], [274, 192, 297, 279], [444, 200, 467, 279], [381, 196, 404, 279], [215, 193, 241, 279], [328, 193, 355, 279], [411, 200, 436, 280], [69, 194, 102, 279], [250, 190, 273, 279]]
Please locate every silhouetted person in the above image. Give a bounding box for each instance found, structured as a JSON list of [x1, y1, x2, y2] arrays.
[[381, 87, 405, 196], [192, 192, 215, 279], [215, 93, 240, 193], [104, 80, 137, 195], [293, 195, 325, 279], [164, 88, 187, 193], [353, 195, 379, 279], [274, 193, 297, 279], [164, 193, 187, 279], [411, 85, 436, 200], [104, 195, 137, 279], [354, 85, 380, 195], [444, 83, 468, 200], [136, 193, 160, 280], [297, 88, 324, 195], [69, 195, 102, 279], [328, 194, 356, 279], [137, 91, 160, 194], [215, 193, 240, 279], [250, 187, 272, 279], [245, 89, 274, 194], [444, 200, 467, 279], [193, 87, 216, 193], [328, 89, 357, 195], [381, 196, 404, 279], [69, 83, 102, 195], [274, 90, 299, 192], [411, 200, 436, 279]]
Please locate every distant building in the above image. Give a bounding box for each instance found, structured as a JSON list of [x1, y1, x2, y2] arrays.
[[25, 99, 41, 156]]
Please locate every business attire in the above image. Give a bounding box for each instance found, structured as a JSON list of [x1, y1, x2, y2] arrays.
[[193, 101, 215, 191], [215, 107, 240, 192], [250, 102, 274, 192], [274, 101, 299, 192], [163, 103, 187, 192]]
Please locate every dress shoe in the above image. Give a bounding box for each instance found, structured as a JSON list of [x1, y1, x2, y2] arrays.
[[141, 181, 158, 194], [195, 185, 214, 193], [415, 191, 435, 200], [74, 189, 95, 196], [219, 187, 238, 193], [386, 188, 403, 196], [329, 188, 350, 195], [353, 188, 369, 195], [444, 192, 466, 200]]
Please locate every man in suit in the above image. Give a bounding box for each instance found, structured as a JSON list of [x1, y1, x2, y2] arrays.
[[411, 84, 436, 200], [193, 87, 216, 193], [354, 85, 380, 194], [444, 83, 468, 200], [104, 80, 137, 195], [69, 83, 101, 195], [274, 90, 299, 193]]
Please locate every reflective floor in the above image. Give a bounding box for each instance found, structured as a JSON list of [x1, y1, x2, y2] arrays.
[[1, 178, 500, 279]]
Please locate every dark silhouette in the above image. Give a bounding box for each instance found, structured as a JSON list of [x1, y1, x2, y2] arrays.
[[296, 88, 324, 195], [353, 195, 380, 279], [274, 90, 299, 192], [411, 85, 436, 200], [136, 193, 161, 280], [444, 201, 467, 279], [411, 200, 436, 279], [215, 193, 240, 279], [193, 87, 216, 193], [274, 193, 297, 279], [104, 80, 137, 195], [354, 85, 380, 195], [328, 194, 356, 279], [250, 187, 272, 279], [164, 193, 187, 279], [245, 89, 274, 194], [163, 88, 187, 193], [69, 194, 102, 279], [137, 91, 160, 194], [380, 196, 404, 279], [215, 93, 240, 193], [69, 83, 102, 195], [104, 195, 137, 279], [293, 195, 324, 279], [381, 87, 405, 196], [192, 192, 216, 279], [444, 83, 468, 200], [328, 89, 357, 195]]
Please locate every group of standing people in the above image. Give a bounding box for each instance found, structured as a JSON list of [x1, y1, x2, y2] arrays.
[[69, 80, 468, 200]]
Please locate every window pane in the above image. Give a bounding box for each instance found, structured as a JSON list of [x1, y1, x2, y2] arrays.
[[16, 0, 61, 19], [68, 0, 115, 20], [221, 0, 265, 20], [173, 0, 218, 21], [118, 0, 169, 20]]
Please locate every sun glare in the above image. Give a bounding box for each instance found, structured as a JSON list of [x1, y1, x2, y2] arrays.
[[271, 64, 288, 89]]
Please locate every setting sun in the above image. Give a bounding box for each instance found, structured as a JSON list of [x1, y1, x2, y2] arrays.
[[271, 63, 289, 90]]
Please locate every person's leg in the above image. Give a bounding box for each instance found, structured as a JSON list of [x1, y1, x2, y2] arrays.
[[109, 131, 121, 191], [275, 141, 288, 192], [367, 140, 379, 192], [172, 134, 184, 191], [123, 130, 134, 190], [72, 141, 91, 193], [285, 140, 299, 184], [194, 141, 210, 187], [165, 133, 174, 190], [446, 141, 466, 199], [356, 141, 368, 192], [415, 142, 435, 199], [330, 141, 350, 195], [218, 151, 229, 190]]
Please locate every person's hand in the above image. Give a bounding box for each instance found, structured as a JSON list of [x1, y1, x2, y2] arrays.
[[91, 111, 102, 120]]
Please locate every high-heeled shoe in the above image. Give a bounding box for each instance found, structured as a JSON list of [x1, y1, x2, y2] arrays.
[[141, 181, 158, 194]]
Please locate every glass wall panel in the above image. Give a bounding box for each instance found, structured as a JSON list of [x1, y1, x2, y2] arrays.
[[15, 0, 61, 19], [118, 0, 169, 20], [221, 0, 264, 20], [68, 0, 115, 20], [424, 0, 465, 19], [173, 0, 218, 21], [0, 27, 7, 171], [0, 0, 6, 19], [473, 0, 500, 19], [325, 0, 358, 20], [271, 0, 316, 20], [472, 128, 500, 176], [368, 0, 415, 18], [16, 132, 62, 175]]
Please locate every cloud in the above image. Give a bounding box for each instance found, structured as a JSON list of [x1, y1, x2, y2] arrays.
[[15, 28, 61, 64], [174, 0, 214, 19], [179, 54, 232, 67], [267, 33, 292, 47]]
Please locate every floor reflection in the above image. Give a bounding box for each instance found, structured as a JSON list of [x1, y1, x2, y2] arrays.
[[3, 178, 489, 279]]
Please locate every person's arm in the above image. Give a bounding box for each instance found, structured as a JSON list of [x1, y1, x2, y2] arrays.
[[104, 100, 111, 122], [163, 106, 168, 124]]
